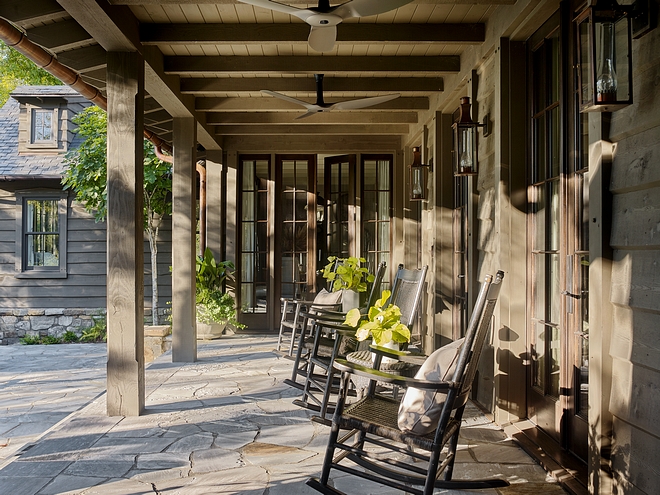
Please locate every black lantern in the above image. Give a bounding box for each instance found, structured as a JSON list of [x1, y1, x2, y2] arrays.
[[409, 146, 430, 201], [452, 97, 486, 177], [575, 0, 633, 112]]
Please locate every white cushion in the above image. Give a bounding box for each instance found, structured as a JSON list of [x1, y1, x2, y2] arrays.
[[311, 288, 342, 306], [397, 338, 465, 435]]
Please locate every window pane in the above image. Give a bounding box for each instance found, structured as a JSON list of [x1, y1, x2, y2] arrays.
[[27, 200, 58, 232], [33, 109, 53, 142], [377, 160, 390, 190], [378, 192, 389, 221], [27, 234, 59, 267]]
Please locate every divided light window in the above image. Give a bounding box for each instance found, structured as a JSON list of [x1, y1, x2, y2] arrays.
[[15, 193, 68, 278], [26, 106, 59, 149]]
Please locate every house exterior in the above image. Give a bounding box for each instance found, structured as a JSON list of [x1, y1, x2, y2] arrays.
[[0, 86, 171, 344], [0, 1, 658, 494]]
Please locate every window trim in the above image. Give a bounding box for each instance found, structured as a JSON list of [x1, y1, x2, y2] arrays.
[[15, 190, 68, 279], [26, 105, 59, 150]]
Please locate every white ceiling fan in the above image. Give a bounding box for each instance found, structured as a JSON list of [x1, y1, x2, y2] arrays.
[[262, 74, 400, 119], [237, 0, 414, 52]]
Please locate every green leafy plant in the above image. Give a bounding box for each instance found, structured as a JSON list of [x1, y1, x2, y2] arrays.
[[343, 290, 411, 346], [19, 335, 42, 345], [61, 331, 80, 343], [41, 335, 61, 345], [322, 256, 375, 293], [194, 249, 245, 329], [80, 318, 107, 343]]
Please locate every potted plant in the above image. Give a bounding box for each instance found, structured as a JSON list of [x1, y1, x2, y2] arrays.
[[196, 248, 245, 339], [343, 290, 410, 363], [321, 256, 375, 312]]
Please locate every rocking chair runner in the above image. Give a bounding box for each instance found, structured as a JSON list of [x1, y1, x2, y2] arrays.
[[307, 271, 507, 495]]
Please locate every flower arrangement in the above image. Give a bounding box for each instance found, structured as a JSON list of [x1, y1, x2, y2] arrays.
[[322, 256, 375, 293], [343, 290, 410, 346]]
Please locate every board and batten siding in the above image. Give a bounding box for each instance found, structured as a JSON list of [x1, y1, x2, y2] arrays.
[[606, 22, 660, 495], [0, 187, 172, 312]]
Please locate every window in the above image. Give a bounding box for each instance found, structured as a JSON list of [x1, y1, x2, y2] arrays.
[[15, 192, 68, 278], [26, 106, 59, 149]]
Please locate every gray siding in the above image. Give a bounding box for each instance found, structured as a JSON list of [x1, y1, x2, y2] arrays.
[[0, 186, 172, 311], [607, 24, 660, 495]]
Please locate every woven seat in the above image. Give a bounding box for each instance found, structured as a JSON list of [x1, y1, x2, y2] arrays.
[[307, 271, 508, 495]]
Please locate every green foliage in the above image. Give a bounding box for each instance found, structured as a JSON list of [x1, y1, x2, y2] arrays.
[[80, 318, 107, 343], [196, 291, 244, 328], [61, 331, 80, 343], [322, 256, 375, 293], [196, 248, 235, 299], [344, 290, 411, 346], [194, 249, 244, 328], [0, 41, 62, 106], [41, 335, 60, 345], [61, 107, 172, 226], [19, 335, 42, 345]]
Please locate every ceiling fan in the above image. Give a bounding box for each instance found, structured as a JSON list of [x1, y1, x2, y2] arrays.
[[262, 74, 400, 120], [237, 0, 414, 52]]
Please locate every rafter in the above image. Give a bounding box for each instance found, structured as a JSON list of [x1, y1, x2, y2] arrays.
[[206, 112, 418, 125], [215, 124, 409, 136], [181, 77, 443, 95], [141, 23, 484, 45], [196, 97, 429, 112], [165, 56, 459, 75]]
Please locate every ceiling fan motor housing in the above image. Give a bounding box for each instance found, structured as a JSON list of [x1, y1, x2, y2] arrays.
[[306, 14, 342, 26]]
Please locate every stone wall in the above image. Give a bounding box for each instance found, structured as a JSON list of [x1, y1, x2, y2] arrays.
[[0, 308, 105, 345]]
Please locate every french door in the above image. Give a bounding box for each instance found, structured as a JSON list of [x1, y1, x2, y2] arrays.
[[527, 8, 588, 463]]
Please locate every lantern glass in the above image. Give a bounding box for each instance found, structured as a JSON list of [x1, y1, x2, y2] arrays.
[[453, 124, 478, 176], [410, 165, 427, 201], [576, 2, 632, 112]]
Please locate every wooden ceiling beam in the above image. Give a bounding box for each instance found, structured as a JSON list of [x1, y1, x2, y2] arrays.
[[56, 45, 107, 74], [0, 0, 66, 25], [165, 56, 459, 75], [197, 97, 429, 112], [181, 77, 443, 94], [206, 112, 418, 125], [141, 23, 484, 45], [25, 18, 93, 52], [215, 124, 409, 136]]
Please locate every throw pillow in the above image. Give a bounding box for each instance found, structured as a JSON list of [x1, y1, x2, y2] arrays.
[[397, 338, 465, 435]]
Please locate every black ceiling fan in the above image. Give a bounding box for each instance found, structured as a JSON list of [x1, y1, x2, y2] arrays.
[[262, 74, 400, 120], [237, 0, 414, 52]]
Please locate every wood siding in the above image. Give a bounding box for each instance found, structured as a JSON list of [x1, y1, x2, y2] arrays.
[[607, 22, 660, 492], [0, 186, 172, 311]]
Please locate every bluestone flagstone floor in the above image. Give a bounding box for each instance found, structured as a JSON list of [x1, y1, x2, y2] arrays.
[[0, 335, 569, 494]]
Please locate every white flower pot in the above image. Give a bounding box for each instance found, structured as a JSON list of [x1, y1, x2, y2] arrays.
[[372, 338, 399, 365], [342, 289, 360, 313], [196, 320, 226, 340]]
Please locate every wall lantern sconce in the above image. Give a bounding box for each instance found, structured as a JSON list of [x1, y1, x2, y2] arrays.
[[574, 0, 651, 112], [452, 97, 487, 177], [410, 146, 431, 201]]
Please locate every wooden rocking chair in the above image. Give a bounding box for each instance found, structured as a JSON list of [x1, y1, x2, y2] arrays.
[[307, 271, 508, 495]]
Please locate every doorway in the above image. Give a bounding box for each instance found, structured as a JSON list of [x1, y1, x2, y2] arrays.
[[526, 8, 588, 464]]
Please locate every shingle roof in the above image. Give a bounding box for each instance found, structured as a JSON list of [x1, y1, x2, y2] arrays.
[[0, 85, 87, 178]]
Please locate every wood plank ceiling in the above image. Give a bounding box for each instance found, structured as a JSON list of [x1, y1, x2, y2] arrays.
[[0, 0, 509, 149]]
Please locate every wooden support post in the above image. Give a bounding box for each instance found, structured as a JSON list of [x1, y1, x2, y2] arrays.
[[205, 150, 225, 261], [171, 117, 197, 362], [106, 51, 145, 417]]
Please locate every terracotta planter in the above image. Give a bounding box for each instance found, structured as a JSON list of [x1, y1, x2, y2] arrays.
[[196, 320, 226, 340]]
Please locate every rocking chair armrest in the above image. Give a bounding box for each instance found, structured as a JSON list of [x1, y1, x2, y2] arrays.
[[369, 344, 427, 366], [333, 358, 453, 391]]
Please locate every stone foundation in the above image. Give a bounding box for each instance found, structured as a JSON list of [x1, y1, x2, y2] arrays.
[[0, 308, 106, 345]]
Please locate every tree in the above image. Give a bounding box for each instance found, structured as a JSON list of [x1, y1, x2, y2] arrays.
[[0, 41, 61, 106], [62, 106, 172, 325]]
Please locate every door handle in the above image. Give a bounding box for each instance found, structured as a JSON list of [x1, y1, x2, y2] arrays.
[[561, 290, 581, 299]]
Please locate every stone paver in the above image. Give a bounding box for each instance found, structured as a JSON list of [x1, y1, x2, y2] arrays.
[[0, 336, 570, 494]]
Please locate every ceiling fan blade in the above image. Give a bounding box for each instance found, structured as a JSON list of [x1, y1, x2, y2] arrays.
[[331, 93, 400, 110], [236, 0, 302, 16], [295, 110, 322, 120], [332, 0, 413, 19], [308, 25, 337, 53], [261, 90, 312, 108]]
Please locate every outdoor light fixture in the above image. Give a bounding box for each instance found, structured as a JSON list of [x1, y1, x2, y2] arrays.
[[452, 97, 486, 177], [575, 0, 640, 112], [409, 146, 430, 201]]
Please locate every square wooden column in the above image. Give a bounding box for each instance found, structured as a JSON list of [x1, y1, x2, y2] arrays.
[[204, 150, 225, 261], [171, 117, 197, 362], [106, 51, 145, 417]]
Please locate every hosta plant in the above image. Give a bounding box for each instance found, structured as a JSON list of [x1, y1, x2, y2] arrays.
[[322, 256, 375, 293]]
